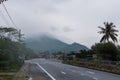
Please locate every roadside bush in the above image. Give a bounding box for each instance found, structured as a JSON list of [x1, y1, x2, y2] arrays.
[[116, 46, 120, 61], [91, 42, 118, 61]]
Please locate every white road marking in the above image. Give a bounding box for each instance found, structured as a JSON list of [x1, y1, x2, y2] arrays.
[[81, 73, 85, 76], [28, 77, 32, 80], [35, 63, 56, 80], [86, 71, 95, 74], [61, 71, 66, 74], [93, 77, 98, 80], [72, 70, 76, 72]]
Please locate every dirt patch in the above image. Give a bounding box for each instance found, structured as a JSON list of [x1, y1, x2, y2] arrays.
[[33, 76, 46, 80], [13, 63, 29, 80], [13, 63, 47, 80], [0, 72, 15, 80]]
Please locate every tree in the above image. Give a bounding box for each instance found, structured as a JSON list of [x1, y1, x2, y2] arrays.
[[0, 27, 36, 70], [116, 46, 120, 61], [79, 50, 94, 59], [91, 42, 118, 61], [98, 22, 118, 43], [0, 0, 7, 4], [17, 30, 24, 43], [0, 27, 18, 40]]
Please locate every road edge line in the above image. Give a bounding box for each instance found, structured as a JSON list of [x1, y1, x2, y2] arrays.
[[35, 63, 56, 80]]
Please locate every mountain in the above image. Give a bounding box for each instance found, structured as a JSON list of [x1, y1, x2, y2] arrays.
[[62, 42, 89, 52], [25, 35, 89, 53]]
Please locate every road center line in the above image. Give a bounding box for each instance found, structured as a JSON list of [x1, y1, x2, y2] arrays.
[[28, 77, 32, 80], [35, 63, 56, 80], [86, 71, 95, 74], [93, 77, 98, 80], [81, 73, 85, 76], [61, 71, 66, 74]]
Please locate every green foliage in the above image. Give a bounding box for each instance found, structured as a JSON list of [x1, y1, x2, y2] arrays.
[[0, 75, 13, 80], [116, 46, 120, 60], [92, 42, 118, 61], [79, 50, 94, 58], [98, 22, 118, 43], [0, 27, 36, 71], [0, 38, 21, 70], [70, 51, 76, 54]]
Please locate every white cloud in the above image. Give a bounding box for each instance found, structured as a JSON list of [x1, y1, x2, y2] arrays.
[[0, 0, 120, 47]]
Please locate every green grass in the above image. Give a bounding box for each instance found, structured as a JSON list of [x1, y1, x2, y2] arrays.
[[0, 75, 13, 80], [0, 65, 23, 80], [0, 68, 19, 72], [0, 65, 22, 72]]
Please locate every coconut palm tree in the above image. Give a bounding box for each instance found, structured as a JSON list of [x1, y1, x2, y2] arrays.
[[98, 22, 118, 43]]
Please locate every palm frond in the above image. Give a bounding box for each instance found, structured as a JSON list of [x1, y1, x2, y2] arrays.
[[110, 34, 118, 42], [111, 29, 119, 32], [112, 33, 118, 36], [98, 31, 105, 34], [98, 26, 105, 30], [100, 35, 106, 42]]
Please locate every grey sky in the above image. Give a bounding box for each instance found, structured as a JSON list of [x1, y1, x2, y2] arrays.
[[0, 0, 120, 47]]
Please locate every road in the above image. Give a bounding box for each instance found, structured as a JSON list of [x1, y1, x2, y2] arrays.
[[26, 58, 120, 80]]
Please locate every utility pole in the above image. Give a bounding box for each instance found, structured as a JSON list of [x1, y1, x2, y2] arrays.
[[0, 0, 7, 4]]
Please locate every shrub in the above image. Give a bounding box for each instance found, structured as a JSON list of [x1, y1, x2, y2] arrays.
[[91, 42, 118, 61]]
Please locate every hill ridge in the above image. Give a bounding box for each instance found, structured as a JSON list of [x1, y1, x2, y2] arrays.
[[25, 35, 89, 53]]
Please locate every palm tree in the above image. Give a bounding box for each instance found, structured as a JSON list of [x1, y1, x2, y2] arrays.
[[98, 22, 118, 43]]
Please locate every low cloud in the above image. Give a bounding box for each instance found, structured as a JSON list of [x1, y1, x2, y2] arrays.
[[0, 0, 119, 47]]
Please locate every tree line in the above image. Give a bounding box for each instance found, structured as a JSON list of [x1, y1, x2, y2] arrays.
[[0, 27, 37, 71], [62, 22, 120, 62], [92, 22, 120, 61]]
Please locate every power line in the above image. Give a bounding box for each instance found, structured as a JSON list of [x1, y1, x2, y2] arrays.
[[0, 10, 10, 26], [2, 2, 17, 28]]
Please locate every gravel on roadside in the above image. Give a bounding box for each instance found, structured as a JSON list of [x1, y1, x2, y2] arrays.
[[13, 63, 29, 80], [13, 63, 47, 80]]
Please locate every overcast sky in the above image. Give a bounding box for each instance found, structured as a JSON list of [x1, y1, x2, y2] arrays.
[[0, 0, 120, 47]]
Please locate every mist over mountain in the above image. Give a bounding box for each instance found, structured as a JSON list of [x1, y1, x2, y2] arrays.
[[25, 35, 89, 53]]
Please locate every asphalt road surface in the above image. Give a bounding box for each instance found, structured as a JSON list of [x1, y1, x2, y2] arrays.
[[26, 58, 120, 80]]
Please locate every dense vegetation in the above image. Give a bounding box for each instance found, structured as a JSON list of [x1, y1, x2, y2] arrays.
[[0, 27, 37, 71], [62, 22, 120, 74], [63, 22, 120, 62], [93, 22, 119, 61], [91, 42, 120, 61]]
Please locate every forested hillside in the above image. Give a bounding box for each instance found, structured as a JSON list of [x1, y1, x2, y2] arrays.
[[26, 35, 89, 53]]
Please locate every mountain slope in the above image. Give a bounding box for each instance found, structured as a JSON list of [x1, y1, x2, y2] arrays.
[[25, 35, 89, 53], [62, 42, 89, 52]]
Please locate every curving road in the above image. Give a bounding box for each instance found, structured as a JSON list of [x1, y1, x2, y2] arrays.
[[26, 58, 120, 80]]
